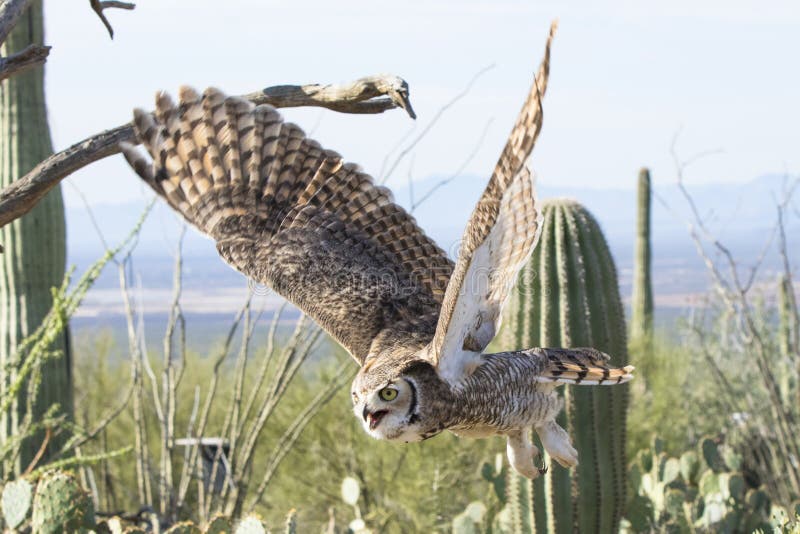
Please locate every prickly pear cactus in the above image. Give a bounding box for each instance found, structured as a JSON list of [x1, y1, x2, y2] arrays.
[[480, 453, 507, 505], [452, 502, 486, 534], [165, 521, 202, 533], [499, 198, 629, 533], [31, 471, 95, 534], [624, 436, 775, 533], [205, 513, 234, 534], [99, 516, 148, 534], [2, 477, 33, 528], [701, 436, 727, 473], [235, 514, 267, 534], [679, 450, 701, 485], [341, 476, 360, 506]]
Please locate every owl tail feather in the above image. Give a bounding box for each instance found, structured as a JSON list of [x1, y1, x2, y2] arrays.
[[532, 347, 634, 386]]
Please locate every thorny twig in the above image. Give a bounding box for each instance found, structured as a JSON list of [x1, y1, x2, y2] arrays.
[[22, 427, 51, 475]]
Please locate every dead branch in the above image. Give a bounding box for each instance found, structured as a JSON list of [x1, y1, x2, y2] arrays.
[[119, 254, 154, 507], [174, 298, 251, 514], [668, 136, 800, 501], [246, 362, 353, 513], [0, 43, 50, 82], [237, 302, 286, 432], [243, 75, 416, 118], [89, 0, 135, 39], [0, 74, 415, 229], [0, 0, 32, 46]]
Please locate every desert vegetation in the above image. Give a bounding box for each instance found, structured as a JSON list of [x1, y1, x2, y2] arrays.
[[0, 1, 798, 533]]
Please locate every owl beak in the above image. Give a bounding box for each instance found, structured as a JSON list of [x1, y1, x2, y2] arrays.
[[363, 406, 388, 430]]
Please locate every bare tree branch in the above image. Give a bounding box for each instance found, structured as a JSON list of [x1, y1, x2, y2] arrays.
[[0, 74, 416, 230], [243, 75, 416, 118], [246, 361, 354, 513], [666, 134, 800, 500], [0, 43, 49, 82], [89, 0, 135, 39], [0, 0, 33, 46]]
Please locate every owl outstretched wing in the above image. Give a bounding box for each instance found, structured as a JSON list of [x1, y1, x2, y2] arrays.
[[121, 86, 453, 364], [427, 22, 556, 382]]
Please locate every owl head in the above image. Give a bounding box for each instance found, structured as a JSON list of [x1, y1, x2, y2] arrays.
[[351, 357, 443, 443]]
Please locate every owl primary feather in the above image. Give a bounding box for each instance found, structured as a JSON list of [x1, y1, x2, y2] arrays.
[[120, 23, 633, 479]]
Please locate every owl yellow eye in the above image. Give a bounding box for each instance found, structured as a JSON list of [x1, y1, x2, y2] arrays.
[[379, 387, 398, 401]]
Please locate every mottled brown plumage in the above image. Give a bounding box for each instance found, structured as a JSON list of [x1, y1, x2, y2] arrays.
[[124, 85, 450, 364], [121, 21, 634, 479]]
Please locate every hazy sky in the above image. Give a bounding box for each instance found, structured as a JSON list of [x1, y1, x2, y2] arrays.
[[43, 1, 800, 208]]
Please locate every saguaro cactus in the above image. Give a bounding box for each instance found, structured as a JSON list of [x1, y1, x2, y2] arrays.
[[499, 198, 629, 533], [0, 0, 71, 471], [631, 168, 653, 344], [778, 274, 796, 359], [778, 274, 798, 409]]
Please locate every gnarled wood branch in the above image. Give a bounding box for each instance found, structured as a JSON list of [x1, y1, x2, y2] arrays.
[[0, 74, 415, 229], [244, 75, 416, 118], [0, 43, 50, 82]]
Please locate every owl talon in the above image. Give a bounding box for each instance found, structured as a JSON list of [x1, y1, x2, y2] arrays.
[[506, 429, 542, 479], [535, 421, 578, 468], [538, 464, 548, 475]]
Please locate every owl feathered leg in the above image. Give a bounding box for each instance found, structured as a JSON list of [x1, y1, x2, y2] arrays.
[[506, 429, 545, 479], [535, 420, 578, 468]]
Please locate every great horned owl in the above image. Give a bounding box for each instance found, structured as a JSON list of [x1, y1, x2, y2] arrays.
[[120, 26, 633, 479]]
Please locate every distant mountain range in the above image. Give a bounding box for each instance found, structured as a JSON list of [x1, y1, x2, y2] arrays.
[[66, 173, 799, 300], [401, 172, 799, 262]]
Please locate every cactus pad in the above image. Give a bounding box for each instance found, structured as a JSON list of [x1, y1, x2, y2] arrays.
[[235, 515, 267, 534], [2, 478, 33, 528], [31, 471, 95, 534], [205, 514, 234, 534], [165, 521, 201, 533]]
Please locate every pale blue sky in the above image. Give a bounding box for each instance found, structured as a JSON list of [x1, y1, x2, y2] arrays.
[[43, 1, 800, 208]]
